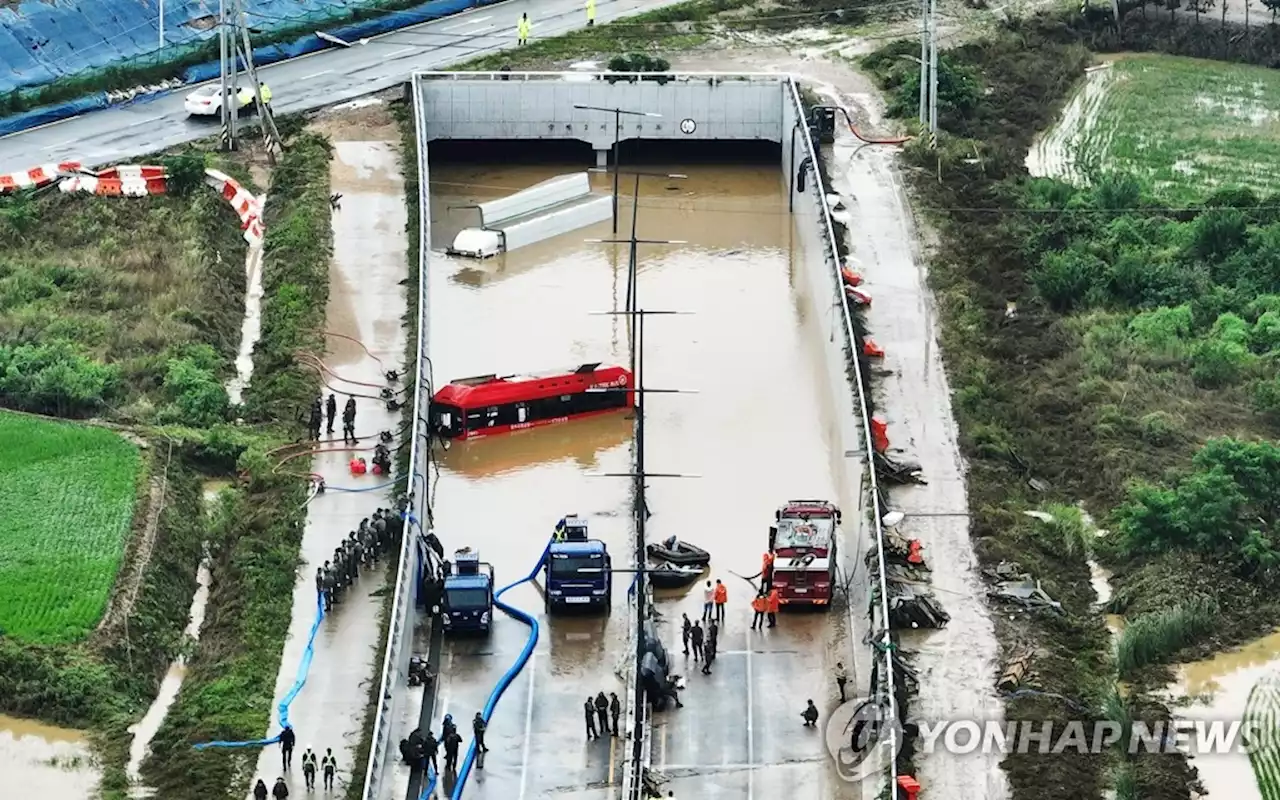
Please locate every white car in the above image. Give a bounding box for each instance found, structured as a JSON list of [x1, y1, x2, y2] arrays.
[[184, 83, 272, 117]]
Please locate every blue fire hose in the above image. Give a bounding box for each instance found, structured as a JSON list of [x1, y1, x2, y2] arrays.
[[419, 540, 551, 799]]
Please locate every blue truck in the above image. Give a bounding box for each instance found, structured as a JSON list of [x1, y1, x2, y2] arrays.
[[544, 515, 612, 613], [441, 548, 495, 634]]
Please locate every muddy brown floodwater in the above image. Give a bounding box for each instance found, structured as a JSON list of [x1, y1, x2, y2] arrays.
[[427, 160, 864, 800], [0, 714, 99, 796]]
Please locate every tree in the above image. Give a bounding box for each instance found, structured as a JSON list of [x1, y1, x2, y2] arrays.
[[1264, 0, 1280, 20], [1187, 0, 1215, 19]]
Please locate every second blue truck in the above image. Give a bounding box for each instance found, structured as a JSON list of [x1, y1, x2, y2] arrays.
[[545, 514, 612, 613]]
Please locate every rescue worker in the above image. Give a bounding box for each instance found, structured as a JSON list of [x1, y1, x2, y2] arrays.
[[750, 590, 768, 631], [713, 579, 727, 624], [253, 779, 269, 800], [766, 586, 780, 628], [373, 513, 388, 553], [594, 692, 609, 735], [584, 697, 599, 740], [323, 561, 338, 605], [586, 0, 595, 25], [279, 725, 296, 771], [442, 714, 457, 741], [472, 712, 488, 752], [689, 621, 704, 662], [517, 12, 530, 45], [349, 532, 364, 573], [701, 621, 718, 675], [342, 396, 358, 445], [302, 748, 318, 790], [272, 776, 289, 799], [835, 661, 849, 703], [761, 549, 776, 591], [680, 613, 691, 656], [609, 692, 621, 736], [308, 400, 323, 442], [326, 393, 337, 434], [801, 699, 819, 727], [422, 729, 439, 775], [373, 442, 392, 475], [443, 726, 462, 773], [316, 568, 332, 612], [360, 526, 376, 565], [321, 748, 337, 790], [702, 581, 715, 621]]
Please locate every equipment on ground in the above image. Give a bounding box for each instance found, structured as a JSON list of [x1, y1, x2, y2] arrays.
[[430, 363, 633, 440], [545, 515, 612, 612], [441, 548, 495, 634], [770, 500, 840, 608], [646, 535, 711, 568], [185, 82, 271, 117]]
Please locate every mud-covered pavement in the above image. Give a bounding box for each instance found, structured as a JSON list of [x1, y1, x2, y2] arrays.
[[247, 116, 409, 796], [419, 160, 868, 799]]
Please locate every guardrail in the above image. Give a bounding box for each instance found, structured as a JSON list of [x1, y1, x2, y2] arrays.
[[359, 78, 436, 800], [784, 76, 899, 792], [412, 70, 788, 81]]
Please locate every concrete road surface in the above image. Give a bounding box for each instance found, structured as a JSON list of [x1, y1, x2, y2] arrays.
[[0, 0, 683, 174], [247, 138, 409, 796]]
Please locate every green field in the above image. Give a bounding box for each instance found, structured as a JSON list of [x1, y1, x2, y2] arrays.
[[1069, 54, 1280, 203], [0, 411, 142, 644]]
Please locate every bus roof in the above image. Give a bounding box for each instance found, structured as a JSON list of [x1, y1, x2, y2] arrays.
[[432, 364, 631, 409]]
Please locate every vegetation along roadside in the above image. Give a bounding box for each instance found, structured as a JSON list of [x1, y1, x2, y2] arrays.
[[861, 7, 1280, 800]]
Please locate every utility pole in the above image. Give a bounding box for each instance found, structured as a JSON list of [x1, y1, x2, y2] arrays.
[[220, 0, 284, 160], [574, 105, 664, 235], [918, 0, 928, 126], [159, 0, 165, 49], [928, 0, 939, 137]]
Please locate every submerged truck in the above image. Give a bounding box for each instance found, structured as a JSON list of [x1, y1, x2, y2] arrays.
[[545, 514, 612, 613], [769, 500, 841, 608], [441, 548, 495, 634]]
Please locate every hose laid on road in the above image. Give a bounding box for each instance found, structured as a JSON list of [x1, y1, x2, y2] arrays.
[[193, 592, 327, 750], [419, 540, 552, 800]]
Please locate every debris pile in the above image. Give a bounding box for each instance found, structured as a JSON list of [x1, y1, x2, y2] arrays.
[[984, 561, 1063, 614]]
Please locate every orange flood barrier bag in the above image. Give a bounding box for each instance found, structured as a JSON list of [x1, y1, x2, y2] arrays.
[[871, 417, 890, 454]]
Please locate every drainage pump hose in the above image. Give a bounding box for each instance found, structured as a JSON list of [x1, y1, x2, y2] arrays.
[[420, 540, 551, 800]]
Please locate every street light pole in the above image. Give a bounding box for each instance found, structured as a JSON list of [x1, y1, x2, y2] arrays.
[[573, 105, 663, 235], [159, 0, 165, 49]]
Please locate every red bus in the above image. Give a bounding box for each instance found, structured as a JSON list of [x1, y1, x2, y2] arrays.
[[768, 500, 841, 607], [429, 362, 634, 440]]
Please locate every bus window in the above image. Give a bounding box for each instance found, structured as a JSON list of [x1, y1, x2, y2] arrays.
[[516, 403, 528, 423], [430, 402, 465, 438], [486, 406, 499, 427]]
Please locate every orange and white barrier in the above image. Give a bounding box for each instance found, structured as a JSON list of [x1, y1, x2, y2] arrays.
[[1, 159, 264, 246]]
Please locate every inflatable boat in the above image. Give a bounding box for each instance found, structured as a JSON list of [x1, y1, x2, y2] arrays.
[[646, 536, 711, 568], [647, 562, 704, 589]]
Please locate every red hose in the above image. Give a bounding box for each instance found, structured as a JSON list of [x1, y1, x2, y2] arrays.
[[322, 330, 388, 374], [847, 121, 912, 146]]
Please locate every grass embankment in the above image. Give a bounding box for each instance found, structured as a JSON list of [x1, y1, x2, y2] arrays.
[[141, 131, 333, 800], [1038, 53, 1280, 203], [0, 413, 142, 643], [0, 150, 251, 797], [860, 13, 1280, 798]]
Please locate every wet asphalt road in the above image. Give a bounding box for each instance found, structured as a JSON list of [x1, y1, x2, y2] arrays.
[[419, 163, 869, 800], [247, 139, 410, 797], [0, 0, 679, 175]]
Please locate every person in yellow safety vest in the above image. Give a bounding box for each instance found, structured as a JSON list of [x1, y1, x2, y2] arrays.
[[553, 518, 567, 542], [517, 12, 530, 45], [586, 0, 596, 25]]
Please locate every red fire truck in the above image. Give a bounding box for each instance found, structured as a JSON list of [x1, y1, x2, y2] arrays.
[[768, 500, 841, 607]]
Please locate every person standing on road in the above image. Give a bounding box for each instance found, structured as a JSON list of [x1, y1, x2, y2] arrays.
[[689, 621, 704, 662], [750, 590, 768, 630], [702, 581, 714, 621], [301, 748, 317, 790], [517, 12, 530, 45], [584, 697, 599, 740], [609, 692, 621, 735], [701, 622, 718, 675], [272, 777, 289, 799], [321, 748, 337, 791], [761, 550, 775, 592], [422, 729, 439, 775], [325, 393, 337, 435], [308, 400, 323, 441], [681, 613, 692, 655], [443, 728, 462, 773], [713, 579, 727, 623], [472, 712, 489, 752], [594, 692, 610, 736], [766, 586, 780, 628], [834, 662, 849, 703], [342, 396, 358, 444], [586, 0, 596, 25], [253, 779, 269, 800], [279, 725, 296, 771]]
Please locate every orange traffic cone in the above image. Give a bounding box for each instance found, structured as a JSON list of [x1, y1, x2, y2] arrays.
[[863, 339, 885, 358], [871, 417, 890, 454], [841, 267, 862, 287]]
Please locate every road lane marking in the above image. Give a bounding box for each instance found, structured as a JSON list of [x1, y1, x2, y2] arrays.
[[746, 643, 755, 800], [386, 47, 415, 57], [516, 653, 535, 800], [443, 14, 491, 30], [300, 70, 332, 81], [41, 139, 76, 151]]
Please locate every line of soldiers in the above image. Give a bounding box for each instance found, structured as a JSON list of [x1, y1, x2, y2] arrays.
[[308, 394, 359, 443], [315, 505, 406, 612]]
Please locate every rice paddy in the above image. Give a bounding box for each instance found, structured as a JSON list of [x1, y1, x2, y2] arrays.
[[0, 411, 142, 644], [1029, 54, 1280, 203]]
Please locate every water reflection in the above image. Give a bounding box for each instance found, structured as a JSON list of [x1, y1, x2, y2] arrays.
[[0, 714, 99, 796], [439, 411, 632, 481]]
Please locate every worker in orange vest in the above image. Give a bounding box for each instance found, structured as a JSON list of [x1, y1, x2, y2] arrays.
[[765, 587, 780, 628], [761, 550, 776, 591], [712, 579, 727, 623], [750, 591, 768, 630]]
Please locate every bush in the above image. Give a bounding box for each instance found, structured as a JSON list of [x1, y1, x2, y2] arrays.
[[1115, 598, 1217, 678], [0, 340, 120, 416]]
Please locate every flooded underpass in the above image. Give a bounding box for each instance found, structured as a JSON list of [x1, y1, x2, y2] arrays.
[[423, 149, 867, 800]]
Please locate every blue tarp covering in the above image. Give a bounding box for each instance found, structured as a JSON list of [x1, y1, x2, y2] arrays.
[[0, 92, 109, 136], [0, 0, 477, 95]]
